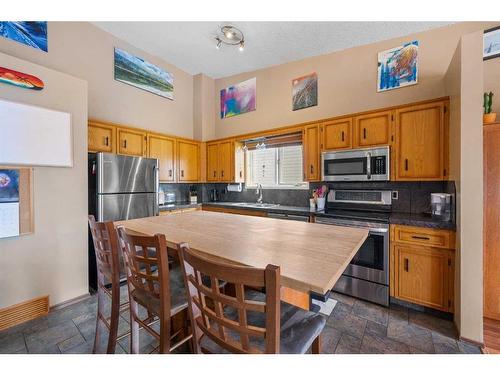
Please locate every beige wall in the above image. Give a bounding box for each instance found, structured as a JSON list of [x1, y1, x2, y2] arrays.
[[193, 73, 216, 141], [0, 52, 88, 309], [213, 22, 494, 140], [484, 52, 500, 114], [0, 22, 194, 138], [445, 31, 484, 343]]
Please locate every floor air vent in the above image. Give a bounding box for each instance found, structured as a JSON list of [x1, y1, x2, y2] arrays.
[[0, 295, 49, 331]]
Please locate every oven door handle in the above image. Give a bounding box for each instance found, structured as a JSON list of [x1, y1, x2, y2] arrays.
[[366, 152, 372, 180], [315, 218, 388, 232]]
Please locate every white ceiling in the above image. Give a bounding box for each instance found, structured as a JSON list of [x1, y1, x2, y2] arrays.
[[93, 22, 453, 79]]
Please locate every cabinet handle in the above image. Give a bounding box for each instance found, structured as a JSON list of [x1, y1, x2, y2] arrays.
[[411, 235, 430, 241], [341, 131, 345, 142], [123, 139, 127, 149], [213, 171, 216, 178], [363, 128, 367, 139], [239, 171, 242, 178], [221, 170, 224, 178], [310, 165, 314, 174], [105, 136, 109, 146], [181, 170, 184, 178], [404, 258, 409, 272], [169, 170, 172, 177], [405, 159, 408, 171]]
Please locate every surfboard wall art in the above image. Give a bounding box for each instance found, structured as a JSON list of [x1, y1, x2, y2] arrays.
[[0, 66, 44, 91]]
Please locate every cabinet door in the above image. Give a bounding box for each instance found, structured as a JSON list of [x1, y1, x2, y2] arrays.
[[88, 122, 115, 153], [218, 141, 233, 182], [177, 140, 199, 182], [353, 111, 392, 147], [323, 118, 352, 150], [395, 102, 445, 180], [394, 244, 450, 311], [303, 124, 320, 181], [234, 141, 245, 183], [148, 134, 175, 182], [117, 128, 146, 156], [206, 143, 219, 181]]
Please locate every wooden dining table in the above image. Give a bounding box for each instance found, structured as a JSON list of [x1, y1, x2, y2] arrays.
[[116, 210, 368, 310]]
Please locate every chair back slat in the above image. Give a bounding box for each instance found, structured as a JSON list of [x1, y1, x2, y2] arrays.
[[178, 243, 280, 354]]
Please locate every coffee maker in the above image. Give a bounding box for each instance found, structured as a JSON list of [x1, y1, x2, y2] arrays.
[[431, 193, 452, 221], [209, 189, 219, 202]]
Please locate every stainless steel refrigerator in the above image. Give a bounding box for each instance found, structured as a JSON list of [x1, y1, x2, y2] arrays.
[[88, 152, 159, 291]]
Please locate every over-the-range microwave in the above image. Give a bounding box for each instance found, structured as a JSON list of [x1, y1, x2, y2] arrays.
[[321, 146, 390, 182]]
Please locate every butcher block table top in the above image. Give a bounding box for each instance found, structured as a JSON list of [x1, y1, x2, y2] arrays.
[[116, 210, 368, 297]]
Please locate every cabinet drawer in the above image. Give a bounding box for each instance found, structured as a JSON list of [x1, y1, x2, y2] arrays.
[[391, 225, 454, 249]]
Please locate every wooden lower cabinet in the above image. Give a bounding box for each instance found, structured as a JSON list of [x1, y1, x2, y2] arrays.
[[202, 205, 267, 217], [390, 224, 455, 312]]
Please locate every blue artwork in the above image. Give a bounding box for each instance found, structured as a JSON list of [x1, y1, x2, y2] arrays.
[[484, 27, 500, 61], [0, 170, 19, 203], [377, 41, 418, 92], [0, 22, 47, 52]]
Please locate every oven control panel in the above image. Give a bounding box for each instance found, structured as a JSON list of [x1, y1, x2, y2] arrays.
[[371, 156, 387, 175]]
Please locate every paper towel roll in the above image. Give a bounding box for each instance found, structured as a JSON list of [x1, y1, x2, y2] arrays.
[[227, 183, 243, 192]]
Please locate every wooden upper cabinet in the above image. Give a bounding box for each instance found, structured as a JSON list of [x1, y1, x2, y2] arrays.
[[206, 143, 219, 182], [234, 141, 245, 183], [117, 128, 147, 157], [177, 140, 199, 182], [323, 118, 352, 150], [218, 141, 233, 182], [353, 111, 392, 147], [394, 101, 446, 180], [393, 244, 452, 312], [303, 124, 320, 181], [148, 134, 175, 182], [88, 121, 116, 153]]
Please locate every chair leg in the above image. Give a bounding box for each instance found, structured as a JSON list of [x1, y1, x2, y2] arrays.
[[311, 335, 321, 354], [159, 314, 171, 354], [93, 286, 106, 354], [107, 288, 120, 354], [129, 299, 140, 354]]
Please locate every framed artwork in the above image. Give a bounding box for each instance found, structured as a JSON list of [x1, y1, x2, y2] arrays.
[[0, 66, 44, 90], [484, 26, 500, 61], [0, 22, 47, 52], [292, 73, 318, 111], [114, 47, 174, 100], [377, 40, 418, 92], [220, 77, 256, 119], [0, 170, 19, 203]]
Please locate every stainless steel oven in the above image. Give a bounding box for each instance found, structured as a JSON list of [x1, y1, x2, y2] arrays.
[[321, 146, 390, 182]]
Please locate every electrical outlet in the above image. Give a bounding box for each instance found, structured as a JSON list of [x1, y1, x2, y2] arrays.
[[392, 191, 399, 200]]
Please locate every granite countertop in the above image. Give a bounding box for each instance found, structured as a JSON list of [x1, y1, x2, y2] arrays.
[[202, 201, 319, 216], [158, 202, 202, 212], [389, 212, 455, 230]]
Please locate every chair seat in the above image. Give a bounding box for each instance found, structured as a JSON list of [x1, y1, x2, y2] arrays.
[[199, 289, 326, 354], [130, 265, 188, 317]]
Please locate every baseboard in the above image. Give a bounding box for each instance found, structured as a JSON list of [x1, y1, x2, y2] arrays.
[[50, 293, 91, 311], [0, 295, 49, 331], [459, 335, 485, 349]]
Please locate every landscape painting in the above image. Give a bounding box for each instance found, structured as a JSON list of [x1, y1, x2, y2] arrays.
[[0, 22, 47, 52], [484, 26, 500, 60], [292, 73, 318, 111], [114, 47, 174, 100], [377, 40, 418, 92], [0, 66, 44, 90], [220, 77, 256, 119]]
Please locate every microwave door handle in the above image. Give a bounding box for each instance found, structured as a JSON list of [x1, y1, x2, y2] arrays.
[[367, 152, 372, 180]]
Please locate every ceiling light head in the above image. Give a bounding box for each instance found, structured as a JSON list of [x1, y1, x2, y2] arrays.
[[239, 41, 244, 52], [215, 38, 222, 50], [215, 25, 245, 52]]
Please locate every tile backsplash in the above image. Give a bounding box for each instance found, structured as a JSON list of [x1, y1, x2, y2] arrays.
[[160, 180, 456, 216]]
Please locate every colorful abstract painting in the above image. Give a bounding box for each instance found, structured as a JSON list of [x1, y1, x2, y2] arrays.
[[0, 170, 19, 203], [220, 78, 256, 119], [377, 41, 418, 92], [0, 66, 44, 90], [0, 22, 47, 52], [114, 47, 174, 100], [484, 26, 500, 60], [292, 73, 317, 111]]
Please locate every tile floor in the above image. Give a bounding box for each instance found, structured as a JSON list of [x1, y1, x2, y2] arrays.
[[0, 289, 482, 354]]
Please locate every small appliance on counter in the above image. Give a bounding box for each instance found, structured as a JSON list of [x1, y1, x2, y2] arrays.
[[431, 193, 452, 221], [209, 188, 219, 202], [189, 185, 198, 204]]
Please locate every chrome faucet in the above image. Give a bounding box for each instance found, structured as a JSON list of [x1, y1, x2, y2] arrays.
[[256, 184, 263, 204]]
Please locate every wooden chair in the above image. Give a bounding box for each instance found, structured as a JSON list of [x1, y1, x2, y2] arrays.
[[177, 243, 327, 354], [116, 227, 192, 354], [88, 215, 128, 354]]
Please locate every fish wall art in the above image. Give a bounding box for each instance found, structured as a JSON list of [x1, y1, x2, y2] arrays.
[[220, 77, 256, 119], [377, 41, 418, 92], [0, 66, 44, 90]]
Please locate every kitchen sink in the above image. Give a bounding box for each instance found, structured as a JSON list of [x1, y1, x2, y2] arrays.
[[230, 202, 280, 208]]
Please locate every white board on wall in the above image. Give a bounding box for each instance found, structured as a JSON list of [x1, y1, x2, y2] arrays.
[[0, 99, 72, 167]]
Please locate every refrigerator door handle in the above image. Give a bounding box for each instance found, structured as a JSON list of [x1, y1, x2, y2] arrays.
[[154, 165, 159, 216]]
